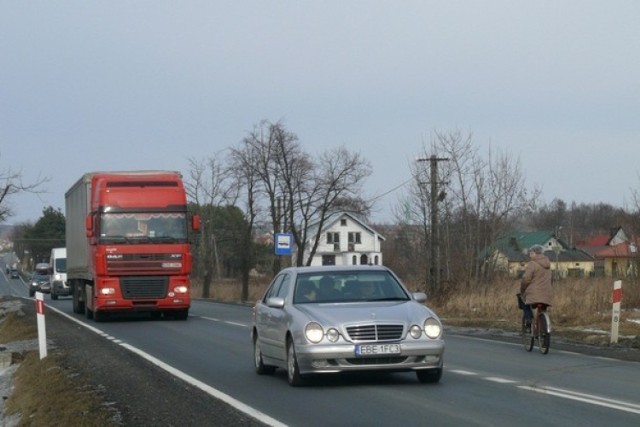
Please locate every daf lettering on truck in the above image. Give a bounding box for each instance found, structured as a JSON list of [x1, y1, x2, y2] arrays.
[[65, 171, 200, 321]]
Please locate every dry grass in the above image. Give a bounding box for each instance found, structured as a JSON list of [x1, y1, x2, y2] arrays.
[[0, 310, 37, 344], [5, 351, 119, 427]]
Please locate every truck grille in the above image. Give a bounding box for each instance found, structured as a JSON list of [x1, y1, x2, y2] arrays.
[[120, 276, 169, 299], [106, 253, 182, 274], [346, 324, 404, 342]]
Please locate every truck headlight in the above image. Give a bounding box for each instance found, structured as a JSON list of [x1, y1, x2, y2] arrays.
[[174, 286, 189, 294]]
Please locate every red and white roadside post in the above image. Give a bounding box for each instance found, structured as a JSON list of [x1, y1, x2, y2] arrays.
[[610, 280, 622, 345], [35, 291, 47, 359]]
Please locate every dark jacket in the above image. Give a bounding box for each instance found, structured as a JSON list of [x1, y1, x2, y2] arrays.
[[520, 254, 552, 306]]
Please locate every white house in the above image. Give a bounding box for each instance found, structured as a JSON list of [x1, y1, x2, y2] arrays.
[[301, 212, 385, 266]]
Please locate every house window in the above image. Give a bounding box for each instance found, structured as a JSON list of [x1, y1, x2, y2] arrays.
[[327, 232, 340, 244], [341, 219, 347, 226], [348, 232, 361, 244]]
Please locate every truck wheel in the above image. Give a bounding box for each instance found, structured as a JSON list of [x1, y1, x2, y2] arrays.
[[51, 290, 58, 301], [72, 282, 85, 314], [84, 302, 93, 320]]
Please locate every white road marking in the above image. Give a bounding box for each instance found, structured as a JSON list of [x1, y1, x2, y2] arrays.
[[484, 377, 517, 384], [449, 369, 640, 416], [200, 316, 249, 327], [448, 369, 477, 376], [518, 385, 640, 415]]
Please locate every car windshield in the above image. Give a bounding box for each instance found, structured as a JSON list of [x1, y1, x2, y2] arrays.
[[293, 270, 410, 304], [32, 273, 48, 281]]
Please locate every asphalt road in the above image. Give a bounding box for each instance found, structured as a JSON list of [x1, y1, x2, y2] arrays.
[[1, 264, 639, 426]]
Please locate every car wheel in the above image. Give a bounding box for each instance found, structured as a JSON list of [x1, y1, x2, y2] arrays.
[[416, 366, 443, 384], [253, 334, 275, 375], [286, 339, 305, 386]]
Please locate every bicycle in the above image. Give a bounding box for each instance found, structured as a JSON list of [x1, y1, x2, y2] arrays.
[[517, 294, 551, 354]]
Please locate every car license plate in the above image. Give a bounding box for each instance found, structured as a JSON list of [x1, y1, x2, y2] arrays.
[[355, 343, 401, 356]]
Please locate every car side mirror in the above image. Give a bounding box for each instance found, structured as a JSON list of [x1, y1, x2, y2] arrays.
[[412, 292, 427, 303], [266, 297, 285, 308]]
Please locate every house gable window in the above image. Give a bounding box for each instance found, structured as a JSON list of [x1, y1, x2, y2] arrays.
[[341, 219, 347, 226], [327, 232, 340, 244], [348, 232, 361, 244]]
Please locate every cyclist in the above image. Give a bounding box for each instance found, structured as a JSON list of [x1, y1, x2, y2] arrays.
[[520, 244, 553, 331]]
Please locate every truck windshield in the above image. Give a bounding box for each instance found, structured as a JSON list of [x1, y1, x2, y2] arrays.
[[99, 212, 188, 244]]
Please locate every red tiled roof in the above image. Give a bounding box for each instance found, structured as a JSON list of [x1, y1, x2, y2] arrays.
[[594, 239, 640, 259], [583, 235, 610, 246]]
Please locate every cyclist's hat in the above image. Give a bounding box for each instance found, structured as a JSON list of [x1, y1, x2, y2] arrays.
[[529, 244, 544, 255]]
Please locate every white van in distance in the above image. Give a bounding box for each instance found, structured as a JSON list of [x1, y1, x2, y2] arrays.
[[49, 247, 69, 300]]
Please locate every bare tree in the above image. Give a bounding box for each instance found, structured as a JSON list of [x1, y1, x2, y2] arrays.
[[229, 143, 262, 301], [403, 129, 540, 293], [184, 155, 237, 298], [237, 120, 372, 270], [0, 162, 49, 222], [288, 146, 372, 266], [239, 120, 294, 275]]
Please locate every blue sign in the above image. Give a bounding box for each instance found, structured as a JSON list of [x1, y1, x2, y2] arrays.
[[275, 233, 294, 256]]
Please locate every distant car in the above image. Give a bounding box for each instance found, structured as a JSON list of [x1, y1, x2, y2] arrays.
[[251, 265, 445, 386], [29, 272, 51, 297], [10, 269, 19, 279]]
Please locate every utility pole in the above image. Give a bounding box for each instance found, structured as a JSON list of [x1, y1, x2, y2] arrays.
[[418, 155, 449, 295]]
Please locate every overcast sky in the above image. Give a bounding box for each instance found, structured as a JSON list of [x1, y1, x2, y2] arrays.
[[1, 1, 639, 226]]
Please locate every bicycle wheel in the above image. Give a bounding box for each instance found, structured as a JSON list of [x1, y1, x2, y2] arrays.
[[521, 314, 534, 352], [537, 313, 550, 354]]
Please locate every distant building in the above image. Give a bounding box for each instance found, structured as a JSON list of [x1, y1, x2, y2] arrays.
[[299, 212, 385, 266], [481, 230, 594, 278]]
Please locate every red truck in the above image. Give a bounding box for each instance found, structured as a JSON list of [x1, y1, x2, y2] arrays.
[[65, 171, 199, 321]]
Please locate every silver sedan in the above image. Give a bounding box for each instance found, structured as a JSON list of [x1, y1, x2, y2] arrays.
[[252, 265, 445, 386]]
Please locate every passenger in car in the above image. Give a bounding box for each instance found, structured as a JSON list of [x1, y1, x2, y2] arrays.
[[297, 280, 317, 302]]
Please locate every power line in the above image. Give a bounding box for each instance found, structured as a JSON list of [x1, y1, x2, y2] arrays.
[[369, 177, 414, 203]]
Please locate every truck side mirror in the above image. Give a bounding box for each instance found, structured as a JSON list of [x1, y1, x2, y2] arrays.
[[192, 214, 200, 231], [85, 214, 94, 238]]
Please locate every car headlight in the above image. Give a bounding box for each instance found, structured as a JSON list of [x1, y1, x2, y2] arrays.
[[304, 322, 324, 343], [409, 324, 423, 339], [326, 328, 340, 342], [424, 317, 442, 339]]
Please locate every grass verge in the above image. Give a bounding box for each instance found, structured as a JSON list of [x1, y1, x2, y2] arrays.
[[0, 299, 119, 426]]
